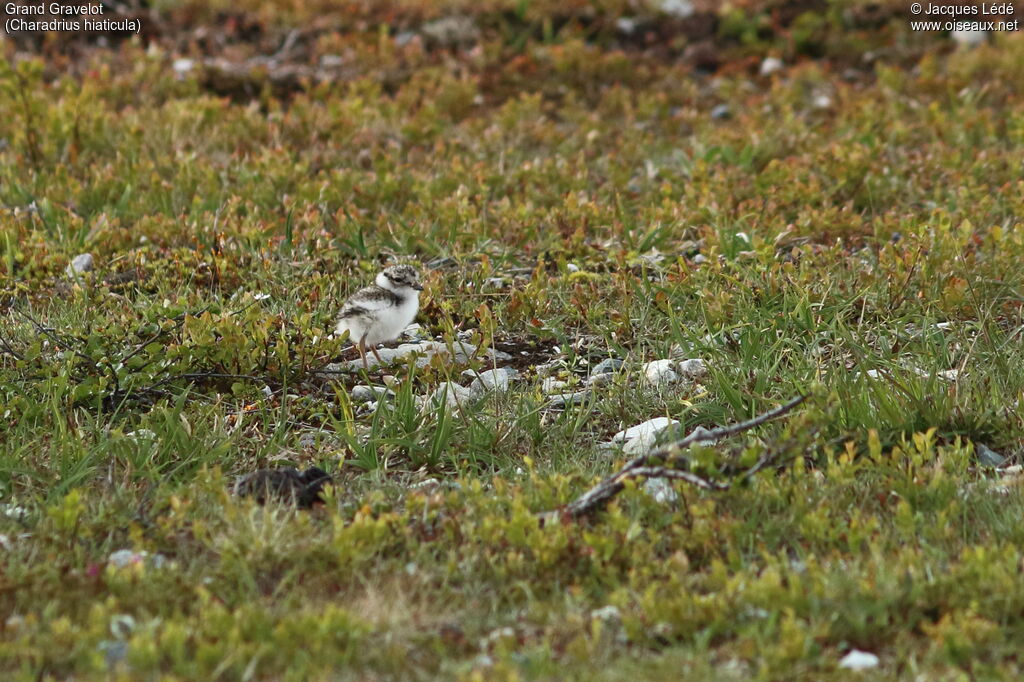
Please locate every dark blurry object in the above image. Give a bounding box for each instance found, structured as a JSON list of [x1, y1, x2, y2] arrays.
[[233, 466, 332, 508]]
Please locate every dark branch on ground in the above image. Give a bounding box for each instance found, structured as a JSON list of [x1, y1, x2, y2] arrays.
[[552, 394, 807, 520]]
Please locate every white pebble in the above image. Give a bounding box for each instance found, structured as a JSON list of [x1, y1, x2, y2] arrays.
[[542, 377, 569, 394], [643, 359, 678, 387], [66, 253, 94, 276], [430, 382, 476, 408], [469, 367, 518, 394], [838, 650, 879, 670], [759, 56, 784, 76], [677, 358, 708, 381], [644, 478, 680, 504]]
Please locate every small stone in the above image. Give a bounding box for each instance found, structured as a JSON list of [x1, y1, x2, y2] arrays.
[[401, 323, 425, 340], [542, 377, 569, 394], [548, 390, 590, 408], [688, 425, 715, 442], [350, 385, 393, 403], [677, 358, 708, 381], [171, 58, 194, 76], [644, 478, 680, 504], [394, 31, 417, 47], [590, 358, 624, 375], [66, 253, 94, 276], [430, 382, 476, 409], [535, 361, 562, 378], [658, 0, 694, 18], [591, 605, 622, 622], [338, 340, 509, 371], [108, 549, 147, 569], [610, 417, 681, 457], [586, 372, 615, 388], [838, 650, 879, 670], [643, 359, 679, 387], [976, 444, 1007, 468], [612, 417, 680, 444], [1, 504, 26, 521], [469, 367, 518, 394], [812, 94, 832, 110], [319, 54, 346, 68], [615, 17, 638, 34], [566, 263, 580, 273], [951, 28, 987, 47], [759, 56, 784, 77], [710, 104, 731, 120], [411, 478, 441, 493], [421, 16, 479, 47], [483, 277, 507, 290], [692, 253, 708, 264]]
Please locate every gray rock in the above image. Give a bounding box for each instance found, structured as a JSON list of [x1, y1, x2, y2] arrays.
[[590, 358, 624, 376], [66, 253, 94, 276], [610, 417, 681, 456], [612, 417, 680, 444], [710, 104, 731, 120], [838, 650, 879, 671], [400, 323, 427, 341], [422, 16, 479, 47], [976, 443, 1007, 468], [759, 56, 784, 77], [350, 385, 394, 403], [541, 377, 569, 394], [467, 367, 518, 395], [951, 28, 987, 47], [395, 31, 418, 47], [643, 359, 679, 387], [535, 361, 563, 378], [586, 372, 615, 388], [338, 340, 510, 371], [677, 358, 708, 381], [615, 17, 638, 35], [483, 277, 507, 290], [429, 381, 476, 409], [658, 0, 694, 18], [644, 478, 680, 504]]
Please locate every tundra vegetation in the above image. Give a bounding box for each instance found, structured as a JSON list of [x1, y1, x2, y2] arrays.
[[2, 1, 1024, 679]]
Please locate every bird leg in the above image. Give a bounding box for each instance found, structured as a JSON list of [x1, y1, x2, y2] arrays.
[[370, 345, 385, 366], [357, 336, 369, 371]]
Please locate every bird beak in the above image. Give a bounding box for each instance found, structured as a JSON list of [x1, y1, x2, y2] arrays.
[[412, 283, 424, 291]]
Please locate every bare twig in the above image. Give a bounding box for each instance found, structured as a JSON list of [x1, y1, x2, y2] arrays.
[[558, 394, 807, 519], [0, 332, 23, 360], [15, 309, 99, 370]]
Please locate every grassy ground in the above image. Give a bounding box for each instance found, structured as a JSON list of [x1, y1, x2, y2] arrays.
[[3, 1, 1024, 679]]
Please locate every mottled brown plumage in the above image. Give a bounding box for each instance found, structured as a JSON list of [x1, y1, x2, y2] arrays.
[[233, 466, 332, 508]]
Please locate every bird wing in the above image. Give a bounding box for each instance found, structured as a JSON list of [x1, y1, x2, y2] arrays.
[[338, 286, 397, 319]]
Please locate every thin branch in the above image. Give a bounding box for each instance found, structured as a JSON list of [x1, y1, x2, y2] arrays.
[[0, 332, 23, 360], [559, 394, 807, 519], [15, 309, 99, 370]]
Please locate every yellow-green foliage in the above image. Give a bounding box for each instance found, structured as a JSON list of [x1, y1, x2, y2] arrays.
[[3, 1, 1024, 679]]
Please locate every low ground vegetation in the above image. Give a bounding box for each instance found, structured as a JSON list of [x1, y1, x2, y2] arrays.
[[3, 1, 1024, 679]]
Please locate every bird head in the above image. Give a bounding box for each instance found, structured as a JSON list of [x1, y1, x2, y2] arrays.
[[377, 264, 424, 292]]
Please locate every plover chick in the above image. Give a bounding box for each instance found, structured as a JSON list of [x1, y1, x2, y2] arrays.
[[335, 264, 424, 369]]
